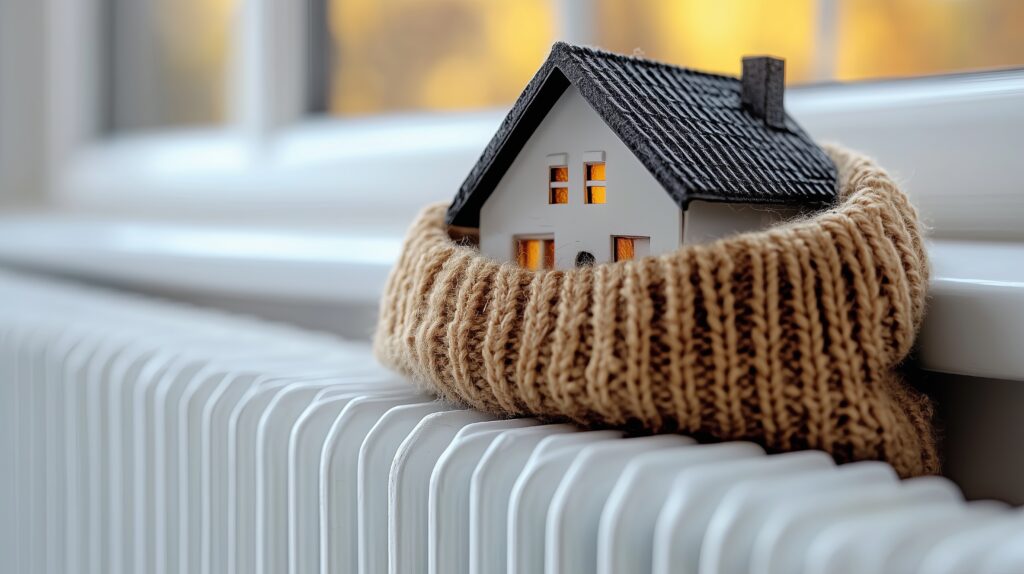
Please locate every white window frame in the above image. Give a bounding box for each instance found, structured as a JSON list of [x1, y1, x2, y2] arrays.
[[30, 0, 1024, 238], [584, 155, 606, 205], [42, 0, 608, 229], [547, 153, 570, 204], [30, 0, 842, 227], [513, 234, 556, 271]]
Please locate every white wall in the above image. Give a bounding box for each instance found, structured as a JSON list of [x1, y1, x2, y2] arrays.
[[479, 86, 682, 269], [683, 201, 797, 245]]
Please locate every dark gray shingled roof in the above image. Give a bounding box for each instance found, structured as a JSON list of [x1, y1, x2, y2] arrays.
[[446, 42, 837, 228]]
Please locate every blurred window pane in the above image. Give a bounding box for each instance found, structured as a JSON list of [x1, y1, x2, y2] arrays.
[[594, 0, 1024, 84], [835, 0, 1024, 81], [596, 0, 820, 83], [106, 0, 235, 132], [326, 0, 555, 116]]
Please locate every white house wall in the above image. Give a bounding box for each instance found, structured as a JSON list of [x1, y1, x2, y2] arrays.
[[479, 85, 682, 269], [683, 201, 798, 245]]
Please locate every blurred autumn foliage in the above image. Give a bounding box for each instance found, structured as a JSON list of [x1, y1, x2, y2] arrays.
[[328, 0, 553, 114], [141, 0, 1024, 121], [328, 0, 1024, 115]]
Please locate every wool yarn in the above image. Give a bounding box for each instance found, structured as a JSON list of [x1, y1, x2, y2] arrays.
[[374, 145, 938, 477]]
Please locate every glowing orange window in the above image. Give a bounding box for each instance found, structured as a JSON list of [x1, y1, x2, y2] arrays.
[[612, 236, 650, 262], [549, 166, 569, 204], [585, 162, 606, 204], [515, 237, 556, 270]]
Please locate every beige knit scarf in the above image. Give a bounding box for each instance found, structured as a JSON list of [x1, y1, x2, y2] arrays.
[[374, 145, 938, 477]]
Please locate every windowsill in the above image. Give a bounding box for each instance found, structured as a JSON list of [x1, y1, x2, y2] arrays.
[[0, 213, 400, 304], [0, 213, 1022, 381], [919, 240, 1024, 382], [53, 111, 505, 228]]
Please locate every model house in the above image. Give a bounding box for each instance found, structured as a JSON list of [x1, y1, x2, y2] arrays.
[[446, 42, 838, 270]]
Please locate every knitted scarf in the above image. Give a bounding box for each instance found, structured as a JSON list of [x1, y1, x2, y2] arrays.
[[374, 145, 938, 477]]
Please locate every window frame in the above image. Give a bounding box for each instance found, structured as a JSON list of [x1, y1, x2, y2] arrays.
[[584, 160, 606, 204], [514, 235, 556, 270], [549, 165, 570, 204], [48, 0, 340, 217], [44, 0, 597, 223], [40, 0, 1024, 242]]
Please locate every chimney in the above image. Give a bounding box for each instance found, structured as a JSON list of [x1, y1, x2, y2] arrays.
[[741, 56, 786, 129]]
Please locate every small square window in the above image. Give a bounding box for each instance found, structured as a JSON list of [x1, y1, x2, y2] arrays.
[[515, 237, 556, 270], [549, 165, 569, 204], [612, 236, 650, 262], [585, 161, 606, 204]]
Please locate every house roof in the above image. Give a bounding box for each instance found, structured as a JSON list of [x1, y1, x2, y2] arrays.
[[446, 42, 838, 228]]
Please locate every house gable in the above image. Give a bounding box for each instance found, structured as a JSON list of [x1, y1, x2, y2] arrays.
[[448, 42, 837, 228], [480, 85, 682, 269]]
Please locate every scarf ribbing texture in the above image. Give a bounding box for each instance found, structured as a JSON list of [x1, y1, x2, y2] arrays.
[[374, 145, 937, 477]]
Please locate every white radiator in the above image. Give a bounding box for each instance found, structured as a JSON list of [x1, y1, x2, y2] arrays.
[[2, 269, 1023, 574]]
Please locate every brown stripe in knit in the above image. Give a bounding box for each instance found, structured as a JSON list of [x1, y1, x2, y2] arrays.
[[374, 145, 938, 477]]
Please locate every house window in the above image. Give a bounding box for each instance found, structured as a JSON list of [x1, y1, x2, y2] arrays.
[[515, 237, 555, 270], [549, 166, 569, 204], [612, 236, 650, 262], [585, 161, 606, 204]]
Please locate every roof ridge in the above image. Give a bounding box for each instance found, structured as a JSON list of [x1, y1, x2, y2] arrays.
[[551, 41, 743, 85]]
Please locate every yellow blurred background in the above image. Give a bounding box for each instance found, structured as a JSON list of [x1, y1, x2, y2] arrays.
[[134, 0, 1024, 124]]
